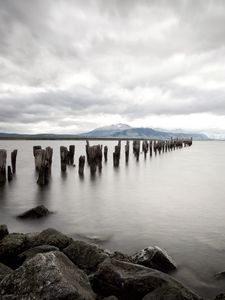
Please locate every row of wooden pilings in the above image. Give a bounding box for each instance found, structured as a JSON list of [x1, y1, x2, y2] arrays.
[[0, 149, 17, 186], [0, 138, 192, 187]]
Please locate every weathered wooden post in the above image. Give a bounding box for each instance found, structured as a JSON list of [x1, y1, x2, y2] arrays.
[[60, 146, 68, 172], [46, 147, 53, 176], [113, 145, 120, 167], [33, 146, 42, 170], [95, 145, 103, 170], [36, 147, 53, 186], [104, 146, 108, 162], [133, 140, 140, 161], [86, 141, 90, 165], [7, 166, 13, 182], [125, 141, 129, 163], [142, 141, 148, 158], [11, 149, 17, 174], [68, 145, 75, 165], [158, 141, 162, 155], [149, 141, 153, 157], [79, 156, 85, 176], [0, 150, 7, 186], [36, 149, 47, 186], [88, 146, 97, 174]]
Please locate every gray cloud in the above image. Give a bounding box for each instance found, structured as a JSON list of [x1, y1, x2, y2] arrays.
[[0, 0, 225, 133]]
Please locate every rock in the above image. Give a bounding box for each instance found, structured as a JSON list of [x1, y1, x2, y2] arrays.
[[0, 225, 9, 240], [27, 228, 72, 250], [142, 285, 201, 300], [132, 246, 177, 273], [0, 233, 28, 268], [103, 297, 118, 300], [215, 270, 225, 280], [0, 262, 13, 281], [18, 244, 59, 264], [0, 251, 95, 299], [91, 258, 201, 300], [17, 205, 52, 219], [215, 294, 225, 300], [110, 251, 135, 263], [63, 240, 110, 274]]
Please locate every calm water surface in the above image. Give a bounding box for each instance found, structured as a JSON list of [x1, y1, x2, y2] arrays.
[[0, 140, 225, 298]]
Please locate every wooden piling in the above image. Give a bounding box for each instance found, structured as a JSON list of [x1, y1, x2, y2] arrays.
[[133, 140, 140, 161], [125, 141, 129, 163], [87, 146, 97, 174], [79, 156, 85, 176], [142, 141, 148, 158], [149, 141, 153, 157], [86, 141, 90, 165], [36, 147, 53, 186], [68, 145, 75, 165], [7, 166, 13, 182], [113, 145, 120, 167], [60, 146, 68, 172], [96, 145, 103, 170], [33, 146, 42, 170], [0, 150, 7, 186], [11, 149, 17, 174], [104, 146, 108, 162]]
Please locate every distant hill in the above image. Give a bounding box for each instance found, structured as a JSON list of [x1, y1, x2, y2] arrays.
[[0, 124, 208, 140], [80, 124, 208, 140]]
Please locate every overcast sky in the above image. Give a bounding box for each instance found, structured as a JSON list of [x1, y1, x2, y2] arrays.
[[1, 0, 225, 134]]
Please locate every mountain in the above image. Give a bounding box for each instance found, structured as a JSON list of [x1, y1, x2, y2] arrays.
[[0, 124, 209, 140], [80, 124, 208, 140], [82, 123, 132, 138]]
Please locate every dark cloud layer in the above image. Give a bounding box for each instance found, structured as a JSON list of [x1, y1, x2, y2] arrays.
[[0, 0, 225, 133]]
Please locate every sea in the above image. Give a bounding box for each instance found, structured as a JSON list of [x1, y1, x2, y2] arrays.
[[0, 140, 225, 299]]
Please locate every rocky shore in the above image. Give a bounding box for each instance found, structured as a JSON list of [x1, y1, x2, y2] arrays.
[[0, 225, 224, 300]]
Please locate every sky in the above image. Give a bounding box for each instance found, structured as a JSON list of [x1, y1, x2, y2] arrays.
[[1, 0, 225, 134]]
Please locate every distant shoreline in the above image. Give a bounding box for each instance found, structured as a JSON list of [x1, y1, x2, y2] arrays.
[[0, 137, 212, 141]]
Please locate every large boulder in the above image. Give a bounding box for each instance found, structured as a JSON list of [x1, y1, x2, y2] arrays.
[[0, 262, 13, 281], [91, 258, 202, 300], [17, 205, 52, 219], [0, 233, 28, 268], [0, 225, 9, 240], [18, 244, 59, 264], [110, 251, 135, 264], [0, 251, 96, 300], [132, 246, 177, 273], [27, 228, 72, 250], [63, 240, 110, 273]]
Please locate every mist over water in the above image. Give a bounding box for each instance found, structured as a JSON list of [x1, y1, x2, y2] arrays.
[[0, 140, 225, 298]]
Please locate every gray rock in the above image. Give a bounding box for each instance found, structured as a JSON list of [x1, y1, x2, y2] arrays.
[[0, 225, 9, 240], [132, 246, 177, 273], [142, 285, 201, 300], [18, 244, 59, 263], [63, 240, 110, 273], [0, 251, 96, 300], [215, 294, 225, 300], [17, 205, 52, 219], [110, 251, 135, 263], [0, 262, 13, 281], [91, 258, 202, 300], [215, 271, 225, 280], [103, 297, 118, 300], [27, 228, 72, 250], [0, 233, 28, 268]]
